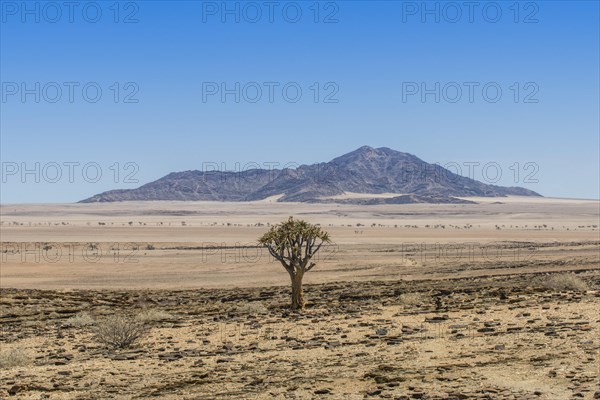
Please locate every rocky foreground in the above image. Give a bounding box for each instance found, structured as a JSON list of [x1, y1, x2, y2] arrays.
[[1, 273, 599, 399]]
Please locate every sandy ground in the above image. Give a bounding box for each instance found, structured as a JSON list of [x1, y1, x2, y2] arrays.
[[0, 197, 598, 289], [0, 197, 599, 399]]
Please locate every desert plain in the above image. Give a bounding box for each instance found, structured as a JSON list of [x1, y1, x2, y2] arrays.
[[0, 196, 599, 399]]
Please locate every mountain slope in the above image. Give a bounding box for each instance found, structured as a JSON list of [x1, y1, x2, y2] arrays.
[[80, 146, 541, 203]]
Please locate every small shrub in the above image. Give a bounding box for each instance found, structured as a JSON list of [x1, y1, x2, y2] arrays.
[[0, 347, 29, 369], [66, 312, 95, 327], [92, 315, 148, 349], [135, 309, 174, 323], [539, 273, 589, 292], [236, 302, 268, 315]]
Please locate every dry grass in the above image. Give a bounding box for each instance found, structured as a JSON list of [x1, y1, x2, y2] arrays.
[[0, 347, 29, 369], [398, 292, 427, 306], [538, 273, 589, 292], [66, 311, 96, 327], [135, 308, 175, 323], [236, 302, 269, 315]]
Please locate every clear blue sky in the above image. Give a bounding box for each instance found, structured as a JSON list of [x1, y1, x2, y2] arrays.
[[1, 0, 599, 203]]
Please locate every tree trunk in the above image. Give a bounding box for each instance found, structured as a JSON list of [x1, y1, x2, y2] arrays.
[[290, 272, 305, 310]]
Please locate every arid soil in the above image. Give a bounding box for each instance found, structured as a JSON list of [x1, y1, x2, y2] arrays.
[[1, 198, 599, 399], [1, 275, 599, 399]]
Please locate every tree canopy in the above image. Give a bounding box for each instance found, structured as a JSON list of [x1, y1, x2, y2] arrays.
[[258, 216, 331, 274]]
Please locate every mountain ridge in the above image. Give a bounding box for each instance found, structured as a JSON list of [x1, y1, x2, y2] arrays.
[[80, 146, 541, 204]]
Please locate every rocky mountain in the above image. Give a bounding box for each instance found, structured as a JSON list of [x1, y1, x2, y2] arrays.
[[80, 146, 541, 203]]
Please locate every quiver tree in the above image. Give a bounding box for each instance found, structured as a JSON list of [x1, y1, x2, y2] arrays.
[[258, 216, 331, 310]]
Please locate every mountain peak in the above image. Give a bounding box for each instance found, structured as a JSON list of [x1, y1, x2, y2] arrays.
[[353, 145, 408, 156], [80, 146, 541, 203], [331, 146, 414, 165], [357, 145, 375, 151], [333, 146, 381, 161]]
